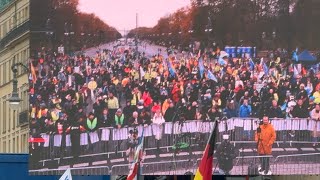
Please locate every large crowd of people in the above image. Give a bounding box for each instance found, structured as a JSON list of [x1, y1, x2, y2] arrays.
[[28, 42, 320, 148]]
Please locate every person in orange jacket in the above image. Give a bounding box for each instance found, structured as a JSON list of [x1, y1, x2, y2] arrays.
[[255, 115, 276, 175]]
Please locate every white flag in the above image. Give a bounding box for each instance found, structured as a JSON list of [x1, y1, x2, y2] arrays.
[[140, 66, 145, 80], [59, 168, 72, 180]]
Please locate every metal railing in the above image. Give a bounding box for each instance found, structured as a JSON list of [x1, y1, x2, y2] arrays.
[[29, 165, 110, 176], [273, 153, 320, 175], [30, 118, 320, 175], [0, 20, 30, 49], [30, 152, 320, 175]]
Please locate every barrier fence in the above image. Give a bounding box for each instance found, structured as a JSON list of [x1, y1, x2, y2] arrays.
[[29, 165, 110, 175], [30, 153, 320, 175], [29, 118, 320, 175], [36, 118, 319, 159]]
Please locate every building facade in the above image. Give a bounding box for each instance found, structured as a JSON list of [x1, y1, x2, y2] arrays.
[[0, 0, 30, 153]]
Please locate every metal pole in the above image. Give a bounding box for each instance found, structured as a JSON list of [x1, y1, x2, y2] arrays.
[[11, 66, 18, 95], [135, 13, 138, 52]]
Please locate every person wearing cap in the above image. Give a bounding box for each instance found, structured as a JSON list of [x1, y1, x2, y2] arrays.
[[255, 115, 276, 175]]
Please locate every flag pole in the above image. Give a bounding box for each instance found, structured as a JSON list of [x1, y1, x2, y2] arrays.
[[137, 162, 140, 180]]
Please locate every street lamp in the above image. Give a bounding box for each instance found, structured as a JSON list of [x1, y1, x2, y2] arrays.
[[272, 31, 276, 39], [45, 18, 54, 49], [8, 63, 29, 111]]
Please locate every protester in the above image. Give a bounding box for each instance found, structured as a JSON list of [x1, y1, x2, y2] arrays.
[[29, 40, 320, 170], [310, 104, 320, 146]]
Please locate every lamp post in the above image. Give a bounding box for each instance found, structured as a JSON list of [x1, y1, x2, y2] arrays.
[[8, 63, 29, 111], [45, 18, 54, 50]]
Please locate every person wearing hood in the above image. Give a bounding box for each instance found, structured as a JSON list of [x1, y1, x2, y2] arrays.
[[255, 115, 276, 175]]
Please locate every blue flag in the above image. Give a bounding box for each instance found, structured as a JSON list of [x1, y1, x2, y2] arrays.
[[198, 57, 204, 78], [292, 48, 298, 62], [263, 62, 269, 75], [218, 57, 226, 66], [207, 70, 218, 82], [167, 59, 175, 77], [249, 58, 255, 71], [280, 102, 287, 111]]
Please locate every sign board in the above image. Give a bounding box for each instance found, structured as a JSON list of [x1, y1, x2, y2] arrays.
[[58, 46, 64, 54], [88, 81, 97, 90], [255, 83, 264, 92]]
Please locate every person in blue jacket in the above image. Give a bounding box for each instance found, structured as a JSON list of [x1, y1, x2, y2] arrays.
[[239, 99, 252, 140]]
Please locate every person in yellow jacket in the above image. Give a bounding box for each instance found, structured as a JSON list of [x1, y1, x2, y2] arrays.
[[51, 104, 62, 122], [131, 87, 141, 106], [107, 92, 119, 121], [255, 115, 276, 175], [313, 84, 320, 104]]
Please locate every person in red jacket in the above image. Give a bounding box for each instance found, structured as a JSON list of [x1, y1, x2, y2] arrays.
[[142, 89, 153, 109], [151, 101, 161, 114], [171, 84, 181, 103]]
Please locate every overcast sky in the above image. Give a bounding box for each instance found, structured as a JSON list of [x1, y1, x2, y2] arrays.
[[78, 0, 190, 35]]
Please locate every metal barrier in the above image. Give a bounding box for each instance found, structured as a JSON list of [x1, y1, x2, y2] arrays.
[[110, 160, 196, 175], [31, 118, 320, 175], [29, 165, 110, 175], [273, 153, 320, 175]]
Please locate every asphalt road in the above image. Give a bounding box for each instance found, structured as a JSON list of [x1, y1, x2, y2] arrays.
[[83, 41, 168, 58]]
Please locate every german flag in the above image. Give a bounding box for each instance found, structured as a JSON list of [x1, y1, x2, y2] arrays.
[[194, 121, 218, 180], [127, 162, 138, 180]]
